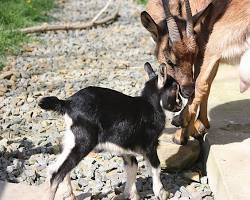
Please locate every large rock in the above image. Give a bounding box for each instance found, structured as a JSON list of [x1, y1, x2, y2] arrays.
[[157, 130, 200, 172]]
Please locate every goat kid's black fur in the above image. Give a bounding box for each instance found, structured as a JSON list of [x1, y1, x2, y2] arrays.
[[39, 62, 178, 200]]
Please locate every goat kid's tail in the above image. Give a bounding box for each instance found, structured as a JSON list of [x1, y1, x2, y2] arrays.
[[39, 96, 66, 115]]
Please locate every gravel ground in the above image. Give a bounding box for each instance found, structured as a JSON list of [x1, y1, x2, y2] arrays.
[[0, 0, 214, 199]]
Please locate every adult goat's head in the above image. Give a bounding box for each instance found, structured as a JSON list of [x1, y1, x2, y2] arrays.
[[141, 0, 212, 98]]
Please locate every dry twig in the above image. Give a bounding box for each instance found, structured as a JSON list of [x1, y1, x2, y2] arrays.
[[20, 0, 119, 33]]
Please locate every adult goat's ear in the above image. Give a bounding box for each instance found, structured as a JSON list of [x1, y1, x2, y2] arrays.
[[158, 63, 167, 89], [192, 2, 213, 33], [144, 62, 156, 79], [141, 11, 160, 41]]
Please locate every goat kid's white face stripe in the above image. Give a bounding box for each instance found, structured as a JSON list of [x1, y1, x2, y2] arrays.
[[48, 114, 75, 176]]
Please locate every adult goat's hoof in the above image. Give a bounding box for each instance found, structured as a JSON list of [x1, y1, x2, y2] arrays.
[[194, 119, 209, 136], [171, 115, 182, 127], [173, 129, 188, 145]]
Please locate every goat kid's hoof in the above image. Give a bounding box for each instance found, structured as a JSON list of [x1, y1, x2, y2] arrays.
[[157, 188, 170, 200], [63, 193, 76, 200], [130, 192, 140, 200], [112, 192, 140, 200], [112, 194, 128, 200]]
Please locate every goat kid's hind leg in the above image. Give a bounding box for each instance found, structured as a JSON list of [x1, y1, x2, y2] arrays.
[[146, 148, 169, 200], [123, 155, 140, 200], [113, 155, 139, 200], [44, 125, 95, 200], [61, 173, 76, 200]]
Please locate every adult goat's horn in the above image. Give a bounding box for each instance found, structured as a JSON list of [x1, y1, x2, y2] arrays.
[[185, 0, 194, 37], [162, 0, 181, 43]]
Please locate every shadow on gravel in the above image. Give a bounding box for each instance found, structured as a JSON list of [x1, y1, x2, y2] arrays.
[[0, 137, 58, 198], [76, 192, 92, 200]]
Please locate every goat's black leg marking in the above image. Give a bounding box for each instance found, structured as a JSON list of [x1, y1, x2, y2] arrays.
[[146, 147, 169, 200], [121, 155, 139, 200]]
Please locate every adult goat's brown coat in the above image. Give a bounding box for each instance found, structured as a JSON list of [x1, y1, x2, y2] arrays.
[[141, 0, 250, 144]]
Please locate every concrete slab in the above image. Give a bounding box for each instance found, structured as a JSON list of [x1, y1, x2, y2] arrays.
[[0, 180, 88, 200], [204, 64, 250, 200]]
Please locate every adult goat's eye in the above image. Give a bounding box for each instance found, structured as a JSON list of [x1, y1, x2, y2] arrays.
[[167, 59, 176, 68]]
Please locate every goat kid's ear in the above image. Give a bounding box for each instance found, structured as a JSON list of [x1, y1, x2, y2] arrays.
[[157, 63, 168, 89], [144, 62, 156, 79], [192, 2, 213, 33], [141, 11, 159, 42]]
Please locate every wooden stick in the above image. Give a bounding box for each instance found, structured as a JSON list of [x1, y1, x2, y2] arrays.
[[91, 0, 113, 23], [20, 1, 119, 33]]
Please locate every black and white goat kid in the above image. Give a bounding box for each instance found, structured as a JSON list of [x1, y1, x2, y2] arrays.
[[39, 62, 179, 200]]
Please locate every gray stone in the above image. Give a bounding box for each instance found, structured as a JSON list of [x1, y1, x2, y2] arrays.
[[78, 178, 88, 188], [179, 197, 190, 200], [0, 138, 8, 149], [180, 186, 191, 198], [200, 176, 208, 185], [174, 190, 182, 198], [6, 166, 14, 173]]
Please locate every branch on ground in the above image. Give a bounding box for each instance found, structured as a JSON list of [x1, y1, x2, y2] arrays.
[[20, 0, 119, 34]]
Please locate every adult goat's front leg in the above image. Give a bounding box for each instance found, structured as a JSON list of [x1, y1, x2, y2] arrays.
[[194, 61, 219, 136], [173, 57, 220, 144]]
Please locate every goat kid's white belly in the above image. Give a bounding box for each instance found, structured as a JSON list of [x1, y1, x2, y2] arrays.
[[48, 114, 141, 176], [95, 142, 139, 156], [66, 114, 139, 156]]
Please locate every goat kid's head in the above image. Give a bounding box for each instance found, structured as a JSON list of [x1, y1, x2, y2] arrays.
[[141, 0, 212, 98], [144, 62, 182, 112]]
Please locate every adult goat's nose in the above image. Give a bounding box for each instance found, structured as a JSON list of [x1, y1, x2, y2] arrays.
[[180, 84, 194, 98]]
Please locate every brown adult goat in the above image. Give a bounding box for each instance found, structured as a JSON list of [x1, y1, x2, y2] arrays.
[[141, 0, 250, 144]]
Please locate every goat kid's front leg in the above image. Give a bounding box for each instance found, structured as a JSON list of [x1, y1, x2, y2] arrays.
[[147, 149, 169, 200]]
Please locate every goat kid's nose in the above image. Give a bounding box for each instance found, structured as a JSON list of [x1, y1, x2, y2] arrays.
[[180, 84, 194, 98]]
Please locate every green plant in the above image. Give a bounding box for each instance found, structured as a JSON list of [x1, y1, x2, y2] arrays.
[[137, 0, 147, 5], [0, 0, 55, 69]]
